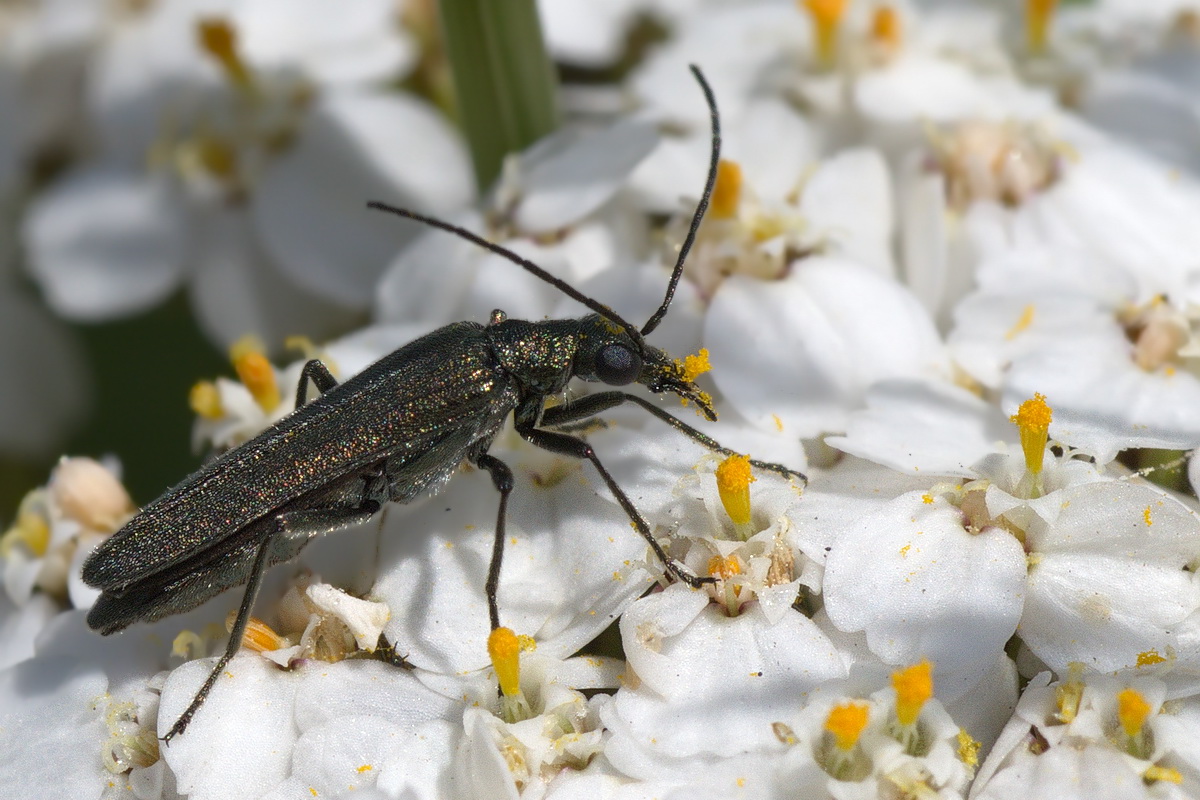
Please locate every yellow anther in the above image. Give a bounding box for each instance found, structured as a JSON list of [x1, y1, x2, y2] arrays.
[[196, 18, 254, 90], [711, 160, 743, 220], [171, 630, 208, 660], [1055, 663, 1085, 724], [1137, 649, 1167, 667], [230, 335, 281, 412], [1004, 304, 1035, 341], [825, 702, 869, 751], [1144, 765, 1183, 785], [193, 135, 238, 179], [1011, 393, 1052, 476], [956, 729, 980, 768], [488, 626, 522, 698], [892, 660, 933, 727], [1026, 0, 1058, 55], [716, 454, 756, 530], [1117, 688, 1152, 738], [680, 349, 712, 382], [869, 5, 902, 57], [238, 616, 289, 653], [0, 504, 50, 558], [707, 554, 743, 580], [190, 380, 224, 419], [801, 0, 849, 68]]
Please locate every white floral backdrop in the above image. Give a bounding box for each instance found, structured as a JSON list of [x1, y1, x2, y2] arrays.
[[4, 0, 1200, 798]]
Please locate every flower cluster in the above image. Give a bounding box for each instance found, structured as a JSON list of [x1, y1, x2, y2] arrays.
[[5, 1, 1200, 799]]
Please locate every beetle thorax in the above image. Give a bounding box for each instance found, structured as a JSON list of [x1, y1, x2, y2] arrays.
[[486, 317, 582, 396]]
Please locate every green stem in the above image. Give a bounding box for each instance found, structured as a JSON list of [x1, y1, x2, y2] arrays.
[[438, 0, 561, 192]]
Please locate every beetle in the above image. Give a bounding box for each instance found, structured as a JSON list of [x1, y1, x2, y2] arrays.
[[82, 65, 806, 742]]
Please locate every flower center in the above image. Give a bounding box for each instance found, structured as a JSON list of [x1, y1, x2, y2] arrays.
[[927, 120, 1061, 212]]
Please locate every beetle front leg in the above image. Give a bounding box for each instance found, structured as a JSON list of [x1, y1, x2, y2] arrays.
[[542, 392, 807, 485], [295, 359, 339, 409], [472, 452, 515, 631], [513, 417, 713, 590]]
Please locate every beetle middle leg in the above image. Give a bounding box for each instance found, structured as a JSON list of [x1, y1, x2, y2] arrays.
[[472, 452, 515, 631]]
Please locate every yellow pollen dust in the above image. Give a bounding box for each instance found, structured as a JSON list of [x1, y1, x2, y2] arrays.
[[801, 0, 849, 68], [0, 502, 50, 558], [711, 160, 743, 220], [196, 18, 254, 90], [892, 660, 934, 727], [1010, 393, 1052, 475], [189, 380, 223, 419], [1025, 0, 1058, 55], [239, 616, 289, 653], [1144, 506, 1153, 526], [680, 349, 712, 382], [707, 554, 742, 580], [716, 454, 756, 527], [230, 335, 281, 412], [825, 702, 869, 751], [488, 626, 522, 698], [870, 5, 902, 54], [956, 729, 980, 768], [1117, 687, 1152, 738], [1137, 649, 1167, 667]]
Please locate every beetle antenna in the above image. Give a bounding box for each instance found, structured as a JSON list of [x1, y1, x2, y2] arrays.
[[367, 202, 647, 347], [640, 64, 720, 337]]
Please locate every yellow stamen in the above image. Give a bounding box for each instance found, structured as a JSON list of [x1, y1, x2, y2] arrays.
[[1004, 304, 1036, 341], [1117, 688, 1152, 738], [0, 504, 50, 558], [171, 630, 208, 660], [716, 454, 756, 531], [1010, 393, 1052, 475], [707, 554, 742, 580], [285, 336, 339, 378], [711, 160, 743, 220], [869, 5, 902, 57], [237, 616, 289, 653], [488, 626, 522, 698], [825, 702, 869, 751], [1026, 0, 1058, 55], [680, 349, 712, 382], [1144, 766, 1183, 785], [196, 18, 254, 90], [801, 0, 848, 69], [190, 380, 224, 419], [956, 729, 980, 769], [892, 660, 933, 727], [1055, 663, 1085, 724], [230, 335, 281, 412]]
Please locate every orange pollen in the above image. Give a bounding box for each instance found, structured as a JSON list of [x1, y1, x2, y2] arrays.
[[707, 554, 743, 580], [1117, 688, 1152, 738], [825, 703, 869, 751], [716, 454, 755, 527], [711, 160, 743, 219], [196, 18, 253, 89], [1010, 393, 1052, 475], [801, 0, 849, 67], [239, 617, 288, 653], [870, 6, 902, 52], [488, 627, 522, 698], [230, 336, 281, 412], [1026, 0, 1058, 54], [681, 349, 712, 382], [892, 660, 934, 726]]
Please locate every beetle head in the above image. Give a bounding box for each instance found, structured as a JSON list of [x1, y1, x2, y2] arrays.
[[575, 314, 717, 421]]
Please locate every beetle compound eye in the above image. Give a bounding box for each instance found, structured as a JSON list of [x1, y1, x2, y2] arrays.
[[595, 344, 642, 386]]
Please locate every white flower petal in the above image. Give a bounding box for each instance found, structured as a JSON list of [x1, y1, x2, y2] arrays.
[[254, 91, 473, 308], [23, 167, 188, 319], [0, 657, 108, 800]]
